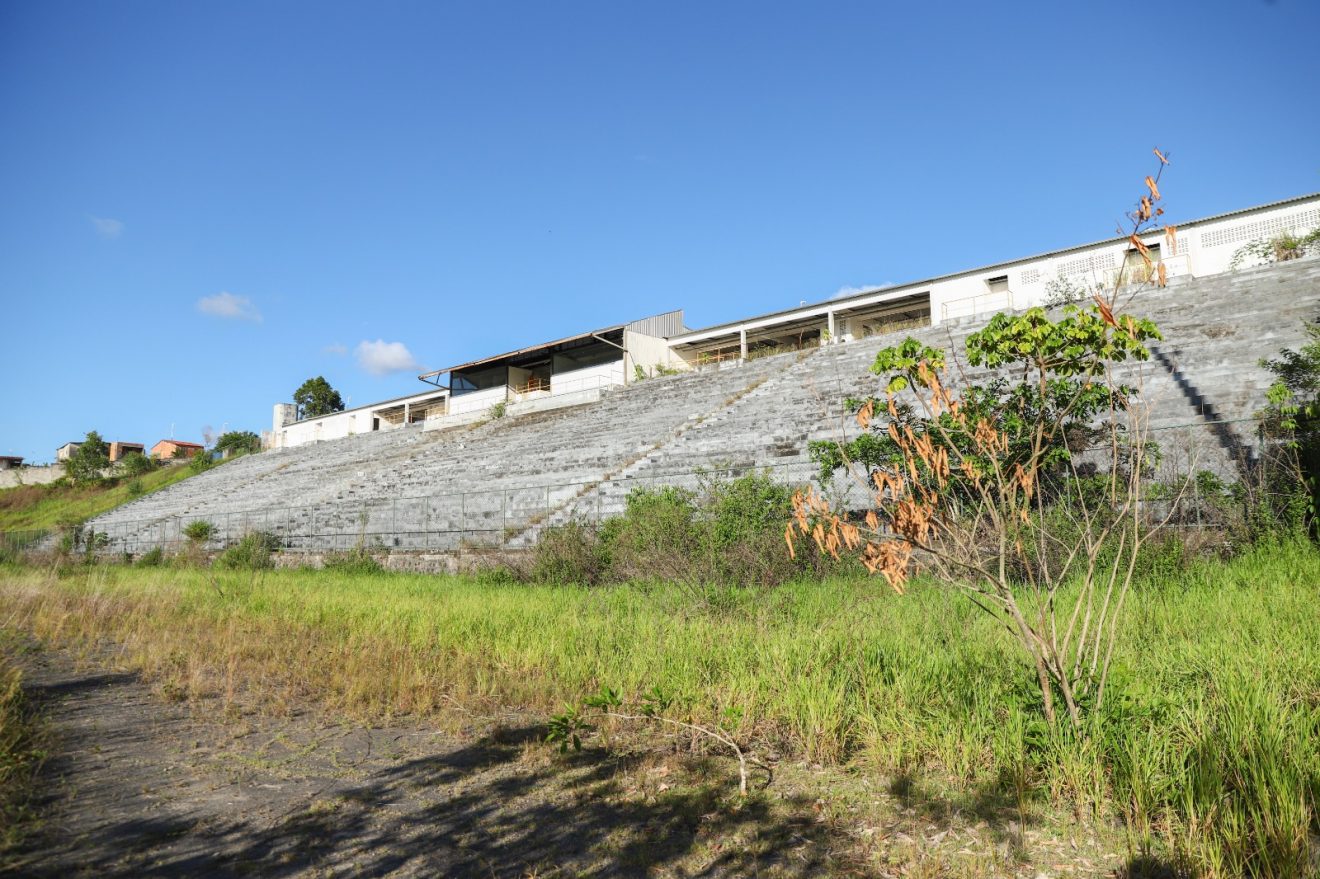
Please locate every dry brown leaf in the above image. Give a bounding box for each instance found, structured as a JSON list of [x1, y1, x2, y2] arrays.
[[1093, 294, 1116, 327]]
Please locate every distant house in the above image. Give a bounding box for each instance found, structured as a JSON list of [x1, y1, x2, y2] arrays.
[[107, 441, 145, 463], [151, 439, 205, 460], [55, 442, 82, 461], [0, 456, 23, 471]]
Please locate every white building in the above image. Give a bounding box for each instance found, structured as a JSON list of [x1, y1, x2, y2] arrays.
[[667, 192, 1320, 362], [268, 311, 685, 449], [269, 192, 1319, 450]]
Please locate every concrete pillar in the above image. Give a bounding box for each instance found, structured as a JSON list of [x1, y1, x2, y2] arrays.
[[739, 328, 748, 360], [826, 311, 836, 345], [404, 402, 411, 425]]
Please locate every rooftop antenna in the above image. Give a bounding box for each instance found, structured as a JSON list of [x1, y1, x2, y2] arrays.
[[170, 422, 175, 438]]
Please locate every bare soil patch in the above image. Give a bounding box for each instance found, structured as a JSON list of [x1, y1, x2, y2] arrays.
[[4, 642, 1144, 878]]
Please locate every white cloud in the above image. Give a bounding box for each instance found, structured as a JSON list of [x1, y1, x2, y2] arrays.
[[88, 214, 124, 239], [323, 343, 348, 356], [829, 282, 894, 301], [196, 291, 262, 322], [355, 339, 421, 376]]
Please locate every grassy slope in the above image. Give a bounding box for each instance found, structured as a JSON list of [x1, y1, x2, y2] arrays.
[[0, 465, 195, 532], [1, 543, 1317, 874]]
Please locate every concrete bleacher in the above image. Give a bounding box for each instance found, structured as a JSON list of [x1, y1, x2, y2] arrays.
[[90, 349, 801, 551], [538, 258, 1320, 535], [86, 258, 1320, 554]]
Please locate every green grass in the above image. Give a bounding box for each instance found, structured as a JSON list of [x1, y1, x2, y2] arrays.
[[0, 642, 46, 851], [1, 542, 1318, 876], [0, 465, 196, 532]]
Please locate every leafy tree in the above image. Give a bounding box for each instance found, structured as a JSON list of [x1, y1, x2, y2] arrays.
[[119, 451, 157, 476], [792, 302, 1162, 729], [293, 376, 345, 420], [214, 430, 262, 457], [65, 431, 110, 486]]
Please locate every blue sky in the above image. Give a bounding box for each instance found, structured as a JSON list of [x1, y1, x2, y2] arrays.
[[2, 1, 1317, 462]]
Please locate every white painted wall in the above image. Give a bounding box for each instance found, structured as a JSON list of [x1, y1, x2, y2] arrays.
[[448, 385, 509, 416], [669, 195, 1320, 350], [624, 330, 684, 377], [271, 389, 450, 450], [0, 464, 64, 489], [552, 360, 624, 394]]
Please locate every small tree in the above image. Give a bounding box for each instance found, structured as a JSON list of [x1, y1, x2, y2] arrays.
[[65, 431, 110, 486], [792, 155, 1178, 729], [214, 430, 262, 457], [119, 451, 157, 476], [293, 376, 345, 420]]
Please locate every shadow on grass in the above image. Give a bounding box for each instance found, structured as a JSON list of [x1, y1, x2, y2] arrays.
[[886, 766, 1036, 864], [25, 721, 846, 878]]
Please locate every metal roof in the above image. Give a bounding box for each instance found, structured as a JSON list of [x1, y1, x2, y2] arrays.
[[415, 309, 684, 382], [419, 324, 627, 381]]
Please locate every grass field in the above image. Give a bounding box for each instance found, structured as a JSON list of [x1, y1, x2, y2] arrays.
[[0, 464, 196, 533], [1, 542, 1317, 876], [0, 642, 46, 851]]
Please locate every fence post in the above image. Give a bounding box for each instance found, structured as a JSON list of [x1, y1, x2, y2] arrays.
[[502, 490, 507, 546]]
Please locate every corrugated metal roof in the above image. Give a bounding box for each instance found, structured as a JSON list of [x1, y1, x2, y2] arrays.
[[419, 309, 683, 381]]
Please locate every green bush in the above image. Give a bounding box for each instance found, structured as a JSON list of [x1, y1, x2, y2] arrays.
[[125, 479, 145, 498], [217, 531, 280, 570], [322, 546, 384, 574], [137, 546, 164, 567], [550, 473, 841, 590], [531, 520, 605, 585], [119, 452, 157, 476], [182, 520, 214, 544]]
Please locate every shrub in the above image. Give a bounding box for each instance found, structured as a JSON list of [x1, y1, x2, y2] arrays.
[[182, 520, 214, 544], [217, 531, 280, 570], [532, 520, 605, 585], [214, 430, 262, 457], [583, 474, 834, 591], [119, 452, 157, 476], [322, 546, 384, 574], [137, 546, 164, 567], [125, 479, 145, 498]]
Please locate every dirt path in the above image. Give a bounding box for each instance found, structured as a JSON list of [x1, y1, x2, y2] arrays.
[[7, 645, 852, 878], [3, 642, 1151, 878]]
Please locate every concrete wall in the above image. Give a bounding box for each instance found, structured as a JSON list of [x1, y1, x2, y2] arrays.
[[448, 385, 509, 417], [910, 198, 1319, 322], [0, 464, 64, 489], [624, 329, 685, 377], [271, 390, 450, 450], [551, 360, 624, 395], [669, 195, 1320, 353]]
